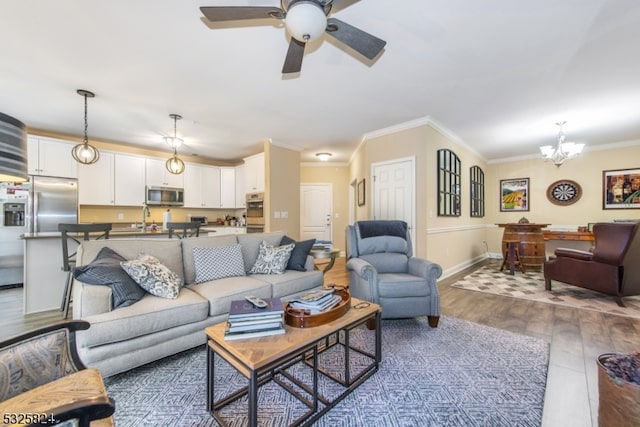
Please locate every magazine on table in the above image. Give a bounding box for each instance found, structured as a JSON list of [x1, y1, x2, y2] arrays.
[[289, 294, 342, 314], [228, 297, 284, 320]]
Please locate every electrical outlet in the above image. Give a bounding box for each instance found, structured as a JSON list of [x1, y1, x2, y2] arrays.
[[117, 213, 124, 220], [281, 211, 288, 218], [274, 211, 281, 219]]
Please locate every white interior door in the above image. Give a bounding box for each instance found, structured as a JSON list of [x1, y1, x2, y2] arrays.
[[371, 157, 416, 251], [300, 184, 332, 242]]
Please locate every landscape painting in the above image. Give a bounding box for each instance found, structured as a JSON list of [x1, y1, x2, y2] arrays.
[[500, 178, 529, 212]]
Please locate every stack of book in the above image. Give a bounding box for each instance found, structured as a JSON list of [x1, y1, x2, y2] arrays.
[[224, 297, 285, 341], [288, 289, 342, 315], [312, 239, 333, 251]]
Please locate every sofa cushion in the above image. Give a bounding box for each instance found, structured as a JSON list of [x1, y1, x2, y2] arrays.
[[360, 252, 409, 274], [187, 276, 272, 317], [77, 287, 209, 348], [193, 244, 245, 283], [72, 246, 146, 308], [249, 241, 294, 274], [377, 273, 430, 298], [237, 232, 285, 273], [121, 254, 182, 299], [181, 234, 239, 285], [253, 269, 324, 299], [281, 236, 315, 271]]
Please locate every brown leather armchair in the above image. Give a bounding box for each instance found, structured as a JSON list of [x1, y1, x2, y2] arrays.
[[544, 222, 640, 307]]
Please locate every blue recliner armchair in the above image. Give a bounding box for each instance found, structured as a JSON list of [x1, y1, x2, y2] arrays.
[[346, 220, 442, 327]]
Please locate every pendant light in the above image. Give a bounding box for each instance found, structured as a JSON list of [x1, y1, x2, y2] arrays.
[[71, 89, 100, 165], [165, 114, 185, 175], [0, 112, 28, 182]]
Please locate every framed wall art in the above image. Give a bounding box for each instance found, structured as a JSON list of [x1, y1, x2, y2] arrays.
[[500, 178, 529, 212], [603, 168, 640, 209], [357, 179, 366, 206]]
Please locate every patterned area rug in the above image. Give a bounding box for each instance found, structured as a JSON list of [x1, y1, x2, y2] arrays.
[[452, 263, 640, 319], [104, 316, 548, 427]]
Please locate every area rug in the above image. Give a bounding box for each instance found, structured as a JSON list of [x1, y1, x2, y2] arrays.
[[452, 263, 640, 319], [104, 316, 548, 427]]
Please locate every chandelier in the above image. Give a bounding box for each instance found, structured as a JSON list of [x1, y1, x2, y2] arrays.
[[165, 114, 185, 175], [539, 121, 584, 167], [71, 90, 100, 165]]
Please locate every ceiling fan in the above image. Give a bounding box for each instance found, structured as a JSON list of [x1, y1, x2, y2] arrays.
[[200, 0, 387, 74]]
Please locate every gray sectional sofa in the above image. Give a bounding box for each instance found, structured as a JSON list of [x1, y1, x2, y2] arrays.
[[72, 231, 323, 377]]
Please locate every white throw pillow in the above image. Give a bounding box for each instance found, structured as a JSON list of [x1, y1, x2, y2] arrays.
[[249, 241, 294, 275], [121, 254, 182, 299], [193, 244, 246, 283]]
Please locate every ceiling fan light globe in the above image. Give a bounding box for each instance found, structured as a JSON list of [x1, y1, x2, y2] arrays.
[[285, 1, 327, 42]]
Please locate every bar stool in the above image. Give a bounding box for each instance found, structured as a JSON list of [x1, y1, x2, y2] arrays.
[[167, 222, 201, 239], [500, 239, 525, 275], [59, 223, 112, 318]]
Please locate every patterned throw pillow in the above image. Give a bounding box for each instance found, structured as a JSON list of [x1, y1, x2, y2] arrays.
[[193, 244, 246, 283], [121, 254, 182, 299], [72, 246, 146, 308], [249, 241, 294, 275]]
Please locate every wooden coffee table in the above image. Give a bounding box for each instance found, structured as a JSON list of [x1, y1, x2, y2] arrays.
[[205, 298, 381, 427]]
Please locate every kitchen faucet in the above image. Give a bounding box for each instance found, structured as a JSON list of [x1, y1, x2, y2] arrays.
[[141, 205, 150, 231]]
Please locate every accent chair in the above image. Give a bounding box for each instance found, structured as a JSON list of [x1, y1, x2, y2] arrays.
[[0, 320, 115, 426], [345, 220, 442, 327], [544, 221, 640, 307]]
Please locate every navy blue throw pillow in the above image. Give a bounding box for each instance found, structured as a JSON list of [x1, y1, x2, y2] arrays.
[[72, 246, 146, 308], [280, 236, 315, 271]]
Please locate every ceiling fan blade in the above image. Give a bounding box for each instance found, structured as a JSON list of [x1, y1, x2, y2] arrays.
[[200, 6, 283, 22], [282, 38, 306, 74], [325, 18, 386, 60]]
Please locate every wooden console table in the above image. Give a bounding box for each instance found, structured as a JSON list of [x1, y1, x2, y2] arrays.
[[497, 223, 550, 271], [543, 230, 595, 242]]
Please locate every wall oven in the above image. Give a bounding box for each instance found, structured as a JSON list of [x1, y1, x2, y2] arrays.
[[246, 192, 264, 233]]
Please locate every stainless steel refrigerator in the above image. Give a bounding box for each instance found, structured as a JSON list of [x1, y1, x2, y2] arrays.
[[28, 175, 78, 233]]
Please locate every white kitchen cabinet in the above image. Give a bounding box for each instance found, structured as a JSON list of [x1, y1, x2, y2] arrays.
[[28, 136, 78, 178], [235, 164, 246, 208], [146, 158, 184, 188], [114, 154, 146, 206], [243, 152, 264, 193], [78, 152, 114, 205], [78, 152, 145, 206], [220, 167, 236, 209], [184, 163, 220, 208]]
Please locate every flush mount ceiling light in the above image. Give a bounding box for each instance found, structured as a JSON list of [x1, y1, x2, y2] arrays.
[[0, 112, 28, 182], [164, 113, 184, 149], [71, 90, 100, 165], [316, 152, 332, 161], [539, 121, 585, 167], [165, 114, 185, 175]]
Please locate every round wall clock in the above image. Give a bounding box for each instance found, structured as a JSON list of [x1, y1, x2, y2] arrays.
[[547, 179, 582, 205]]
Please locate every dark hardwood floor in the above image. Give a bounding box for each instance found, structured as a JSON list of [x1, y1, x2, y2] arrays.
[[2, 257, 638, 427]]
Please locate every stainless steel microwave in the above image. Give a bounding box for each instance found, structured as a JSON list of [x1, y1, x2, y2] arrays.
[[146, 186, 184, 206]]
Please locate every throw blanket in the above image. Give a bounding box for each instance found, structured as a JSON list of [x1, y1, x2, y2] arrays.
[[357, 220, 407, 240]]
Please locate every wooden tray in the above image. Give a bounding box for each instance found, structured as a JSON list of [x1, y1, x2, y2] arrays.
[[285, 288, 351, 328]]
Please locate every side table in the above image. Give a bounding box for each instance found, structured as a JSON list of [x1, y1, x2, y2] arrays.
[[310, 248, 340, 274]]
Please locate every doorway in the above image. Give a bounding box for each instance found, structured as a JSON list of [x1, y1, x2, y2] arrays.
[[300, 183, 333, 242], [371, 157, 416, 252]]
